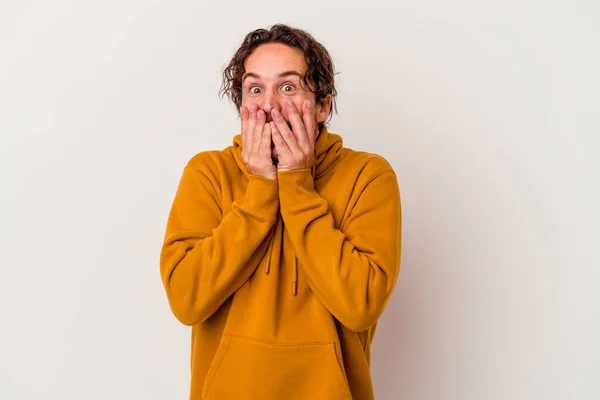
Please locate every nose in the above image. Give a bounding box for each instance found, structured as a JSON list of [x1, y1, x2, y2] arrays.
[[260, 89, 282, 118]]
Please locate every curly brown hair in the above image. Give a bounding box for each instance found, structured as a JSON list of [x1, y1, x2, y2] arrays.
[[220, 24, 338, 128]]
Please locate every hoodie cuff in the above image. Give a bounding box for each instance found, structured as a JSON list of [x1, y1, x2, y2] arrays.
[[278, 169, 320, 209], [240, 175, 280, 216]]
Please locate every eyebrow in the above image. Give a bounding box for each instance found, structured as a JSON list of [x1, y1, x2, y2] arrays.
[[242, 70, 303, 83]]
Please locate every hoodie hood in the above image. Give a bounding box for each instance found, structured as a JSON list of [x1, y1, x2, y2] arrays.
[[232, 126, 343, 179]]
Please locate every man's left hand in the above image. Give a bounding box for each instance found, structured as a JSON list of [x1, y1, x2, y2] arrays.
[[270, 99, 317, 172]]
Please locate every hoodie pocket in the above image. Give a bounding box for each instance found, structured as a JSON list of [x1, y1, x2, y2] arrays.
[[201, 335, 352, 400]]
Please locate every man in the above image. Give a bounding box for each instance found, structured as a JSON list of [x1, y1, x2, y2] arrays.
[[160, 24, 402, 400]]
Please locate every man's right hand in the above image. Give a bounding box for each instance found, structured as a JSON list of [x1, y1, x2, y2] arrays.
[[240, 104, 277, 181]]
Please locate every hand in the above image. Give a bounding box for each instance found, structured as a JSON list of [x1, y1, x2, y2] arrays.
[[240, 104, 277, 181], [269, 99, 317, 173]]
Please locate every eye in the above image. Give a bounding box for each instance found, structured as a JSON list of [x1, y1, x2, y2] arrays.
[[249, 86, 262, 94], [281, 84, 295, 92]]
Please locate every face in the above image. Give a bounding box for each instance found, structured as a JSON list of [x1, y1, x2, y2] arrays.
[[241, 43, 331, 161]]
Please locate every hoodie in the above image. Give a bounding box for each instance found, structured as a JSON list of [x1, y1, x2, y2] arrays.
[[160, 126, 402, 400]]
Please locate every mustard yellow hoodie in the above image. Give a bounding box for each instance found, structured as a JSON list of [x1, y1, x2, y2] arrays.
[[160, 127, 401, 400]]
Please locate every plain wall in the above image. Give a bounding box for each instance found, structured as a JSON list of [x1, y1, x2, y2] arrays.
[[1, 1, 598, 399]]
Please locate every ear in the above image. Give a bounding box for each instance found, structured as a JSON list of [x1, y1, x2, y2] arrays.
[[315, 94, 333, 124]]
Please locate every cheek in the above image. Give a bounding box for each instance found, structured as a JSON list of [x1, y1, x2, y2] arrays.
[[240, 96, 252, 107], [293, 99, 306, 112], [241, 91, 259, 108]]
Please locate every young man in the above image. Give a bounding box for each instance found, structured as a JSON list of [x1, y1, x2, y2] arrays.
[[160, 24, 402, 400]]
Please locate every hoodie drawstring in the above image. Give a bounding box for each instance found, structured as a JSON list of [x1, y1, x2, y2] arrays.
[[263, 218, 298, 296], [264, 228, 276, 274]]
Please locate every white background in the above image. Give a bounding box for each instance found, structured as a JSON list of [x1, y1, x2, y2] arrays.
[[1, 1, 599, 399]]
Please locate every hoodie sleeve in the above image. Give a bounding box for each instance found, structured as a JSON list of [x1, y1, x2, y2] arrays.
[[278, 164, 401, 332], [160, 160, 279, 326]]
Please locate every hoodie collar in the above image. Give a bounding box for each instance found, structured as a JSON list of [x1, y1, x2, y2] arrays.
[[232, 126, 343, 179]]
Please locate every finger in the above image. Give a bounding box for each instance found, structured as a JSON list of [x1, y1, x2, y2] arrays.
[[240, 106, 249, 124], [270, 121, 292, 159], [260, 122, 272, 157], [285, 99, 308, 148], [301, 99, 317, 143], [271, 107, 301, 154], [246, 104, 257, 150], [240, 106, 249, 149], [252, 109, 266, 155]]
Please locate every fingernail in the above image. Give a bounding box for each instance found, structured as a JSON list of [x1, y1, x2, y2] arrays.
[[305, 100, 311, 108], [287, 99, 294, 107], [272, 108, 279, 116]]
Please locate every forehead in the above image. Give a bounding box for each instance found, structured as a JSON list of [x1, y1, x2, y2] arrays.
[[244, 43, 307, 77]]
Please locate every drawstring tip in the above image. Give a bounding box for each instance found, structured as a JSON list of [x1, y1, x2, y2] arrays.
[[292, 281, 297, 296], [264, 262, 270, 274]]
